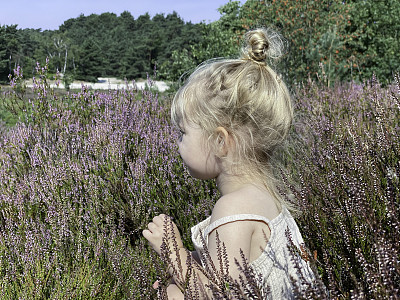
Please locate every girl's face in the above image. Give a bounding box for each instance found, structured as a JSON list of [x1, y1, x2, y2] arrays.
[[177, 121, 220, 180]]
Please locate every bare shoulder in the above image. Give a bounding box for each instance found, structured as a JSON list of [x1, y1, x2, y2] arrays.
[[209, 185, 279, 262], [209, 192, 256, 246], [211, 185, 280, 223], [210, 193, 247, 221]]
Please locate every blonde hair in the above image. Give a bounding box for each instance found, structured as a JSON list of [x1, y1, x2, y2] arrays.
[[171, 28, 293, 209]]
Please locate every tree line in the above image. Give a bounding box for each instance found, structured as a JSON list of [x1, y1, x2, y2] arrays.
[[168, 0, 400, 86], [0, 11, 203, 83], [1, 0, 399, 85]]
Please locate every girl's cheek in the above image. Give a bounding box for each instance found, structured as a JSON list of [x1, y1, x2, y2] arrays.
[[177, 144, 183, 156]]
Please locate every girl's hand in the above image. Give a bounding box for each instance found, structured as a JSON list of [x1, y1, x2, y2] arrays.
[[153, 280, 184, 300], [142, 214, 184, 255]]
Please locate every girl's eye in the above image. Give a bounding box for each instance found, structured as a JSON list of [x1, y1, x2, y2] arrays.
[[178, 130, 185, 142]]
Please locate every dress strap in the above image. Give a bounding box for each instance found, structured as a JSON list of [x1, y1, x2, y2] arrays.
[[204, 214, 271, 237]]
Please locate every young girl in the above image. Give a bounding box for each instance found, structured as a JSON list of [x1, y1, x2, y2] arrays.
[[143, 28, 314, 299]]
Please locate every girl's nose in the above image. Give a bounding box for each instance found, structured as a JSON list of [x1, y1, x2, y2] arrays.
[[177, 143, 182, 155]]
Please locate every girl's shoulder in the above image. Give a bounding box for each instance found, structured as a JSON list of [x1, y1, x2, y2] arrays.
[[210, 185, 280, 224]]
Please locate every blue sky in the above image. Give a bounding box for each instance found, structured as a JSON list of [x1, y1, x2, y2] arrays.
[[1, 0, 242, 30]]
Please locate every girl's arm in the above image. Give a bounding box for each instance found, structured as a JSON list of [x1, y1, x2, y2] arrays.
[[143, 211, 256, 296], [142, 214, 210, 291]]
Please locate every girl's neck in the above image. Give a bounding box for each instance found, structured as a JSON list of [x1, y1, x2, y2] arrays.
[[216, 172, 262, 196]]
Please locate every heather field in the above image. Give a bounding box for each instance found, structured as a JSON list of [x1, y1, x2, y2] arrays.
[[0, 63, 399, 299]]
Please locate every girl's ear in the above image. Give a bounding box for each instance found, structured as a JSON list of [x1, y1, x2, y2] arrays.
[[214, 127, 232, 157]]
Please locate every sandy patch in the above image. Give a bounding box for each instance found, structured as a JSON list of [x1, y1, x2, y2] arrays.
[[25, 77, 169, 92]]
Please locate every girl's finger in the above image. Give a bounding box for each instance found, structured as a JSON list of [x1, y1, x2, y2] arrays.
[[142, 229, 151, 239], [147, 222, 158, 232], [153, 214, 168, 226], [153, 280, 160, 289], [153, 215, 163, 224]]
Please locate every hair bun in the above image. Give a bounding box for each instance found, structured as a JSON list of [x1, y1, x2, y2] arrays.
[[241, 28, 285, 65]]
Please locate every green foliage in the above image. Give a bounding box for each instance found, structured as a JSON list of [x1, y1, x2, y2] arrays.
[[0, 66, 29, 124], [237, 0, 353, 86], [345, 0, 400, 82], [0, 103, 19, 127], [159, 0, 398, 86], [57, 11, 203, 81], [235, 0, 400, 85], [2, 0, 399, 85], [1, 12, 203, 82], [159, 1, 242, 81], [62, 73, 74, 91], [75, 38, 103, 82], [0, 25, 20, 82]]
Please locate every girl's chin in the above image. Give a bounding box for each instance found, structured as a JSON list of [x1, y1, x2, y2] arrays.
[[187, 169, 217, 180]]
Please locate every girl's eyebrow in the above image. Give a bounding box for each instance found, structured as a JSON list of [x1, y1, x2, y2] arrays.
[[174, 123, 184, 133], [178, 122, 185, 131]]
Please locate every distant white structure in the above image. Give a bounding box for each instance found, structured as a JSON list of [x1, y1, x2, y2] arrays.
[[26, 77, 169, 92]]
